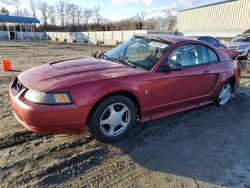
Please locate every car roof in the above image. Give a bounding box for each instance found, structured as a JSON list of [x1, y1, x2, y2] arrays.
[[189, 36, 214, 39], [134, 34, 197, 44]]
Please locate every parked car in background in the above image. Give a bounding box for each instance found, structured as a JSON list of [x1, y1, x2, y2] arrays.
[[226, 34, 250, 60], [191, 36, 225, 48], [190, 36, 239, 60], [9, 35, 241, 143]]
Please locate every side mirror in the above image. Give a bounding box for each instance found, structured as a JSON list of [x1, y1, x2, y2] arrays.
[[162, 62, 183, 71]]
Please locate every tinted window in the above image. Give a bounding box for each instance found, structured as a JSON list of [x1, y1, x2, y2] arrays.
[[161, 44, 218, 69], [207, 48, 218, 62]]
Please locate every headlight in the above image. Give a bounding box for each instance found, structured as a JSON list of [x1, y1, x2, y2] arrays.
[[24, 89, 73, 105]]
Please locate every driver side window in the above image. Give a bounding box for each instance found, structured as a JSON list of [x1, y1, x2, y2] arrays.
[[168, 45, 200, 67], [159, 44, 219, 71]]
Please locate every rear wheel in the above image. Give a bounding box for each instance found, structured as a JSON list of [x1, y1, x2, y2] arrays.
[[87, 95, 136, 143], [217, 82, 232, 106]]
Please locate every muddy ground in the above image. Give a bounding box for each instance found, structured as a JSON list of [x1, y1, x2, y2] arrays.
[[0, 41, 250, 188]]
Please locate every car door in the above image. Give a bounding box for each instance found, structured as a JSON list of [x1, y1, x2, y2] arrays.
[[150, 44, 220, 119]]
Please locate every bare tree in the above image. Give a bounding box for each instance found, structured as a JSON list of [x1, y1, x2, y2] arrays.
[[82, 8, 92, 30], [49, 5, 56, 30], [38, 1, 49, 29], [14, 0, 20, 16], [12, 0, 20, 16], [136, 11, 147, 29], [68, 3, 76, 27], [75, 5, 82, 28], [29, 0, 37, 18], [56, 1, 65, 27], [22, 8, 30, 17], [93, 6, 101, 30], [65, 1, 71, 28]]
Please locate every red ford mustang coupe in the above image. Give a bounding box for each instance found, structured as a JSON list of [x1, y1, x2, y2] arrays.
[[9, 35, 241, 142]]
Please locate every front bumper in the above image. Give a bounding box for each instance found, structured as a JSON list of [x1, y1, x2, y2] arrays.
[[9, 84, 92, 134]]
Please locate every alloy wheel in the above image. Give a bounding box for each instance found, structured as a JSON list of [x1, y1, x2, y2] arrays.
[[100, 103, 131, 137], [218, 83, 232, 105]]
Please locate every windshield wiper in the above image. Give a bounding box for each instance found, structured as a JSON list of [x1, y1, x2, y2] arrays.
[[108, 57, 136, 68]]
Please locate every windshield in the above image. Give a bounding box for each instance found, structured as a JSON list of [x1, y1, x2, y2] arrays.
[[104, 37, 171, 71], [231, 35, 250, 42]]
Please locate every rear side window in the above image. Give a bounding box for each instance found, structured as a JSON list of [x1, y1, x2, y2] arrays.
[[159, 44, 219, 70], [207, 48, 218, 63]]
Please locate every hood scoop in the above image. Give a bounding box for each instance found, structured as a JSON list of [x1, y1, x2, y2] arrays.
[[49, 58, 83, 65]]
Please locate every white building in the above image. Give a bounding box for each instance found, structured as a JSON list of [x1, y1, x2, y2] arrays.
[[177, 0, 250, 39]]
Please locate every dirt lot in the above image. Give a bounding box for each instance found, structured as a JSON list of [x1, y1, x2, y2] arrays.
[[1, 41, 250, 188]]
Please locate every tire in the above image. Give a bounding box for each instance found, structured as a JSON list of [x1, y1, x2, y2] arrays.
[[87, 95, 136, 143], [217, 81, 232, 106]]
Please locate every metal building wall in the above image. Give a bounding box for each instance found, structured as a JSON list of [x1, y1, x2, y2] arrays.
[[177, 0, 250, 38]]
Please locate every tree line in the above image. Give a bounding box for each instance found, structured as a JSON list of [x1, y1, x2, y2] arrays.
[[0, 0, 177, 32]]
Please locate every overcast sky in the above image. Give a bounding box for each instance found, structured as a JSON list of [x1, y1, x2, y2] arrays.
[[0, 0, 225, 21]]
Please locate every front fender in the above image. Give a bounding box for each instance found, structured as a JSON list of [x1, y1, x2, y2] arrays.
[[69, 79, 151, 111]]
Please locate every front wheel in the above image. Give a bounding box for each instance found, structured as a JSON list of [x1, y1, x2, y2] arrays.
[[87, 95, 136, 143], [217, 82, 232, 106]]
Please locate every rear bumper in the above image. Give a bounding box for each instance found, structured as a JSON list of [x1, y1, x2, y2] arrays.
[[9, 86, 92, 134]]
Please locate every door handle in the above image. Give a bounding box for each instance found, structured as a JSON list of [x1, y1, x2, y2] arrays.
[[204, 70, 210, 74]]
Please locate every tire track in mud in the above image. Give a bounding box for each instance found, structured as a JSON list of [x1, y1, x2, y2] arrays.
[[0, 133, 97, 186], [1, 133, 94, 167], [0, 75, 16, 85], [21, 146, 108, 186], [62, 150, 152, 188], [0, 131, 49, 150]]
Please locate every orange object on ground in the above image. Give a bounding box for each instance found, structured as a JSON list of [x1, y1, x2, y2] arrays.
[[2, 59, 12, 71]]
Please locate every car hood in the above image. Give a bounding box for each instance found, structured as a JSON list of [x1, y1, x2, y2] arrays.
[[18, 58, 145, 91]]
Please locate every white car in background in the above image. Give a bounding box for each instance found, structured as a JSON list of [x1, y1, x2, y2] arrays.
[[226, 34, 250, 60]]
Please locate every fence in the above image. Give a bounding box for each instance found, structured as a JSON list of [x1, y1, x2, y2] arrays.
[[0, 30, 179, 45]]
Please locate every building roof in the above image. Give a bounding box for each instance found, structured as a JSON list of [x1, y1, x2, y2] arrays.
[[178, 0, 237, 12], [0, 15, 40, 24]]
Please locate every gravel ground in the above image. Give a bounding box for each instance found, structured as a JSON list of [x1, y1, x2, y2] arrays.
[[0, 41, 250, 188]]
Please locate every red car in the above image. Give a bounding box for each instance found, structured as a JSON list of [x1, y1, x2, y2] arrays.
[[9, 35, 241, 142]]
